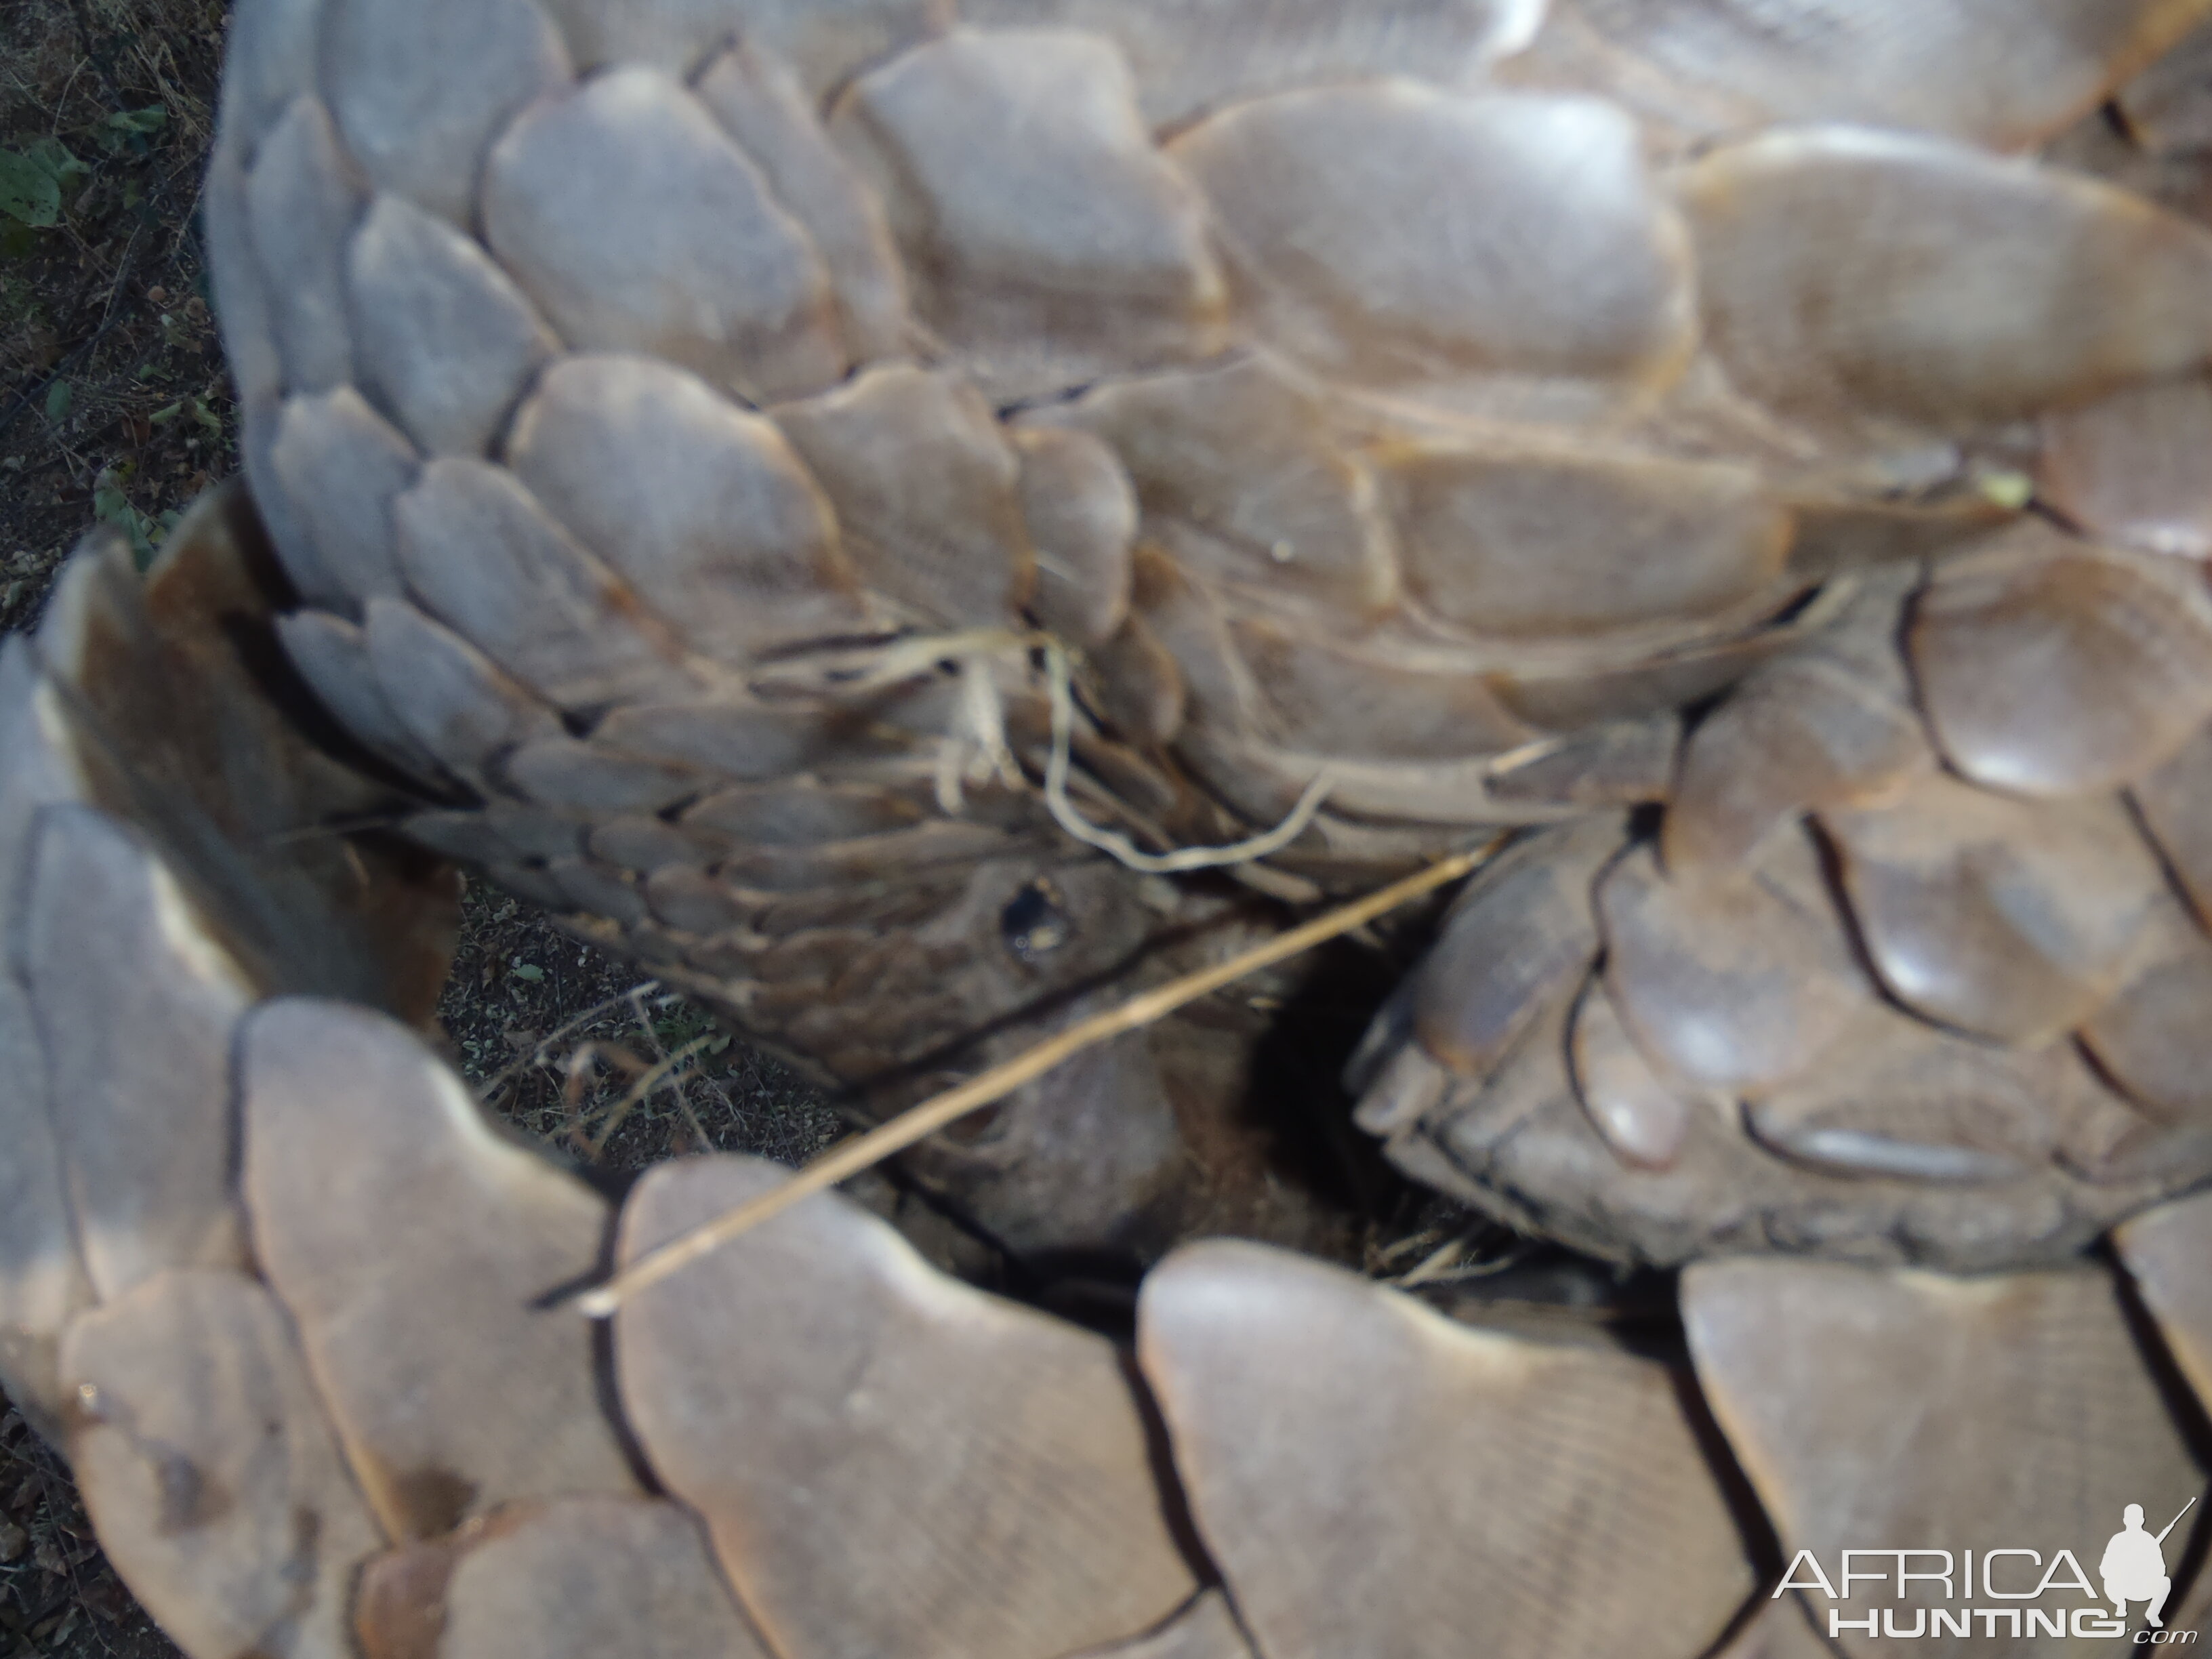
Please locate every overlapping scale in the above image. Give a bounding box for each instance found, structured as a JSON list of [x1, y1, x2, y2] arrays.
[[536, 0, 945, 91], [1597, 832, 1865, 1097], [13, 810, 253, 1302], [505, 355, 863, 659], [1819, 774, 2166, 1045], [243, 96, 362, 398], [242, 1001, 642, 1541], [1779, 493, 2015, 581], [1568, 976, 1697, 1172], [1557, 0, 2212, 150], [1352, 499, 2212, 1262], [1406, 815, 1618, 1079], [1399, 983, 2154, 1269], [832, 29, 1227, 398], [613, 1155, 1202, 1659], [2120, 14, 2212, 152], [497, 732, 699, 813], [26, 14, 2212, 1624], [43, 489, 457, 1015], [485, 68, 845, 402], [346, 194, 561, 459], [268, 386, 417, 607], [1485, 615, 1809, 733], [0, 489, 457, 1436], [1381, 438, 1790, 638], [61, 1271, 387, 1659], [1172, 83, 1694, 401], [1683, 1261, 2208, 1659], [1678, 125, 2212, 443], [1069, 1593, 1256, 1659], [0, 659, 93, 1432], [1231, 620, 1536, 760], [2136, 722, 2212, 924], [772, 363, 1034, 626], [1908, 525, 2212, 796], [694, 41, 911, 364], [1483, 714, 1677, 811], [0, 520, 476, 1658], [960, 0, 1544, 127], [1033, 354, 1396, 617], [211, 0, 2212, 1293], [2076, 897, 2212, 1133], [1663, 567, 1929, 873], [364, 598, 562, 789], [319, 0, 569, 228], [2115, 1189, 2212, 1408], [1405, 992, 1588, 1224], [216, 0, 322, 144], [1137, 1240, 1756, 1659], [1013, 425, 1136, 649], [1743, 1000, 2091, 1185], [355, 1498, 773, 1659], [2037, 375, 2212, 556], [393, 458, 703, 710]]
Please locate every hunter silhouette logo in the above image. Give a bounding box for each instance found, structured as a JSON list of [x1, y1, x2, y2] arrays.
[[1775, 1495, 2203, 1642], [2104, 1499, 2194, 1631]]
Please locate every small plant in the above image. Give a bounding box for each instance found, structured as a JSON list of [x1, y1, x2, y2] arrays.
[[89, 106, 167, 160], [91, 464, 181, 571], [147, 391, 222, 440], [0, 104, 169, 255], [0, 138, 88, 230]]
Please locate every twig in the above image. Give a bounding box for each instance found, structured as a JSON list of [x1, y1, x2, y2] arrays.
[[573, 842, 1498, 1317], [583, 1035, 714, 1159], [1394, 1233, 1473, 1289], [472, 980, 661, 1100]]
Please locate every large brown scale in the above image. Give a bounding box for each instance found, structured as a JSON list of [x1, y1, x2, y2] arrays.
[[6, 2, 2212, 1656]]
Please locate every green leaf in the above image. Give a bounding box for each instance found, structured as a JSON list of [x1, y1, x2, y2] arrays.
[[92, 484, 130, 523], [26, 138, 88, 185], [0, 140, 88, 226], [0, 150, 61, 228], [42, 381, 71, 424], [91, 472, 170, 571], [510, 962, 545, 983], [95, 106, 167, 157], [148, 400, 182, 425]]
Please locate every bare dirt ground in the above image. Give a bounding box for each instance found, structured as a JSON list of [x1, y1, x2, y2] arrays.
[[434, 878, 839, 1176], [1, 0, 229, 632], [0, 5, 834, 1651]]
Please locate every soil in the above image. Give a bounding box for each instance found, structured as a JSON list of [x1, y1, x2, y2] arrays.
[[1, 0, 230, 638]]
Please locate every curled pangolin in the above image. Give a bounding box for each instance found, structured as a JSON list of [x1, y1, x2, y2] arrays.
[[7, 1, 2212, 1655]]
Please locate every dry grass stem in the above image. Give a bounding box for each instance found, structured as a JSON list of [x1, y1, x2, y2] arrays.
[[1042, 640, 1334, 874], [583, 1034, 715, 1158]]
